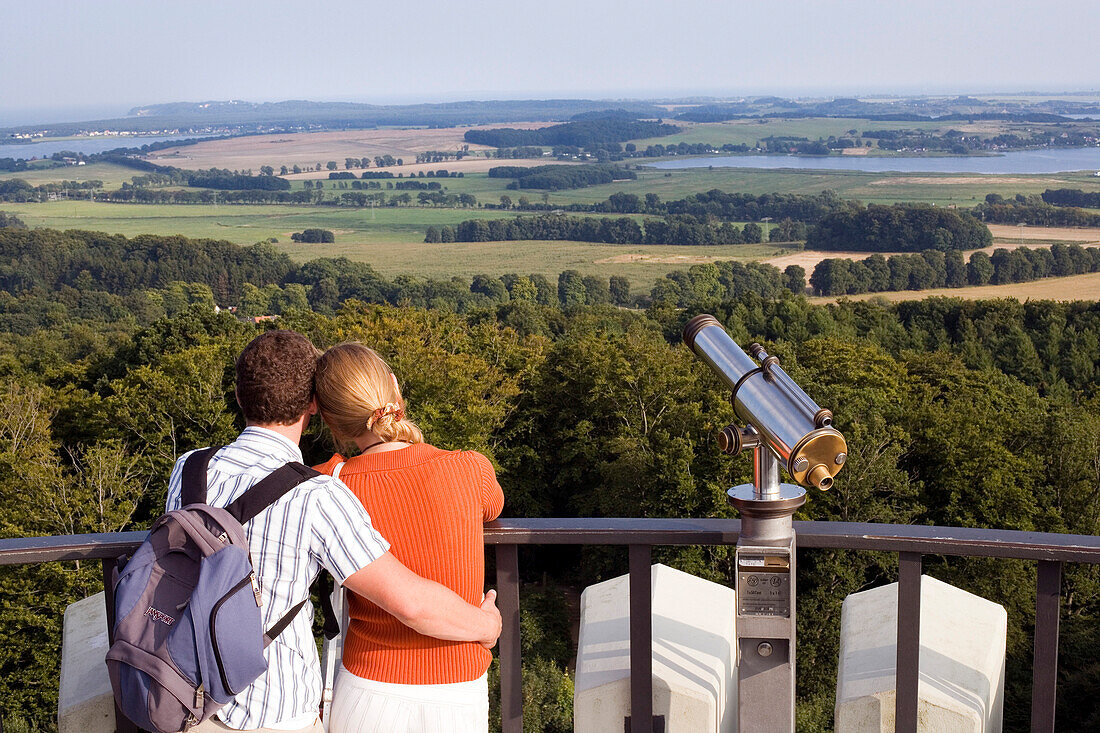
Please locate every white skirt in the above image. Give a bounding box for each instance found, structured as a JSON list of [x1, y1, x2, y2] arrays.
[[327, 666, 489, 733]]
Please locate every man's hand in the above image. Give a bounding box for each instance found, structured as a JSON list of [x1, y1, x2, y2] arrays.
[[344, 552, 502, 644], [479, 589, 502, 649]]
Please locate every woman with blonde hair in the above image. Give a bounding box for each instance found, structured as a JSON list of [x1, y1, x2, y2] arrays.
[[313, 342, 504, 733]]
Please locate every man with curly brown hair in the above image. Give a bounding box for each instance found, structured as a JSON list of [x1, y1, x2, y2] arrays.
[[166, 330, 501, 733]]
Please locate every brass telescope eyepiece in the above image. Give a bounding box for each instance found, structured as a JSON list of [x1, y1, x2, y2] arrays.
[[683, 314, 847, 491]]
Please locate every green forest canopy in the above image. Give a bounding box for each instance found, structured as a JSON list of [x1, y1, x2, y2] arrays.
[[1, 229, 1100, 731]]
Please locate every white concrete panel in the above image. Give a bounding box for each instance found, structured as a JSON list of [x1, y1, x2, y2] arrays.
[[59, 591, 114, 733], [835, 575, 1007, 733], [574, 564, 737, 733]]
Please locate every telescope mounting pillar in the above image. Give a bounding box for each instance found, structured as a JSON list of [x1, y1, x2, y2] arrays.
[[728, 445, 805, 733]]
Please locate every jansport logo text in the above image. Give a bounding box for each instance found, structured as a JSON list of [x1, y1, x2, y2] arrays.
[[144, 606, 176, 626]]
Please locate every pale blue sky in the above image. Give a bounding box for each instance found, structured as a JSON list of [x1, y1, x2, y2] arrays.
[[1, 0, 1098, 125]]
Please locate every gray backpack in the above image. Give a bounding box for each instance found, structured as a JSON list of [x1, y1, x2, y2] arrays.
[[105, 447, 320, 733]]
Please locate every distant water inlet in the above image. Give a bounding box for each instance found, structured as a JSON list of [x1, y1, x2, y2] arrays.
[[0, 134, 213, 160], [646, 146, 1100, 175]]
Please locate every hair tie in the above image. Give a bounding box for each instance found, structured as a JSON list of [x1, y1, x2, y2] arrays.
[[366, 402, 404, 430]]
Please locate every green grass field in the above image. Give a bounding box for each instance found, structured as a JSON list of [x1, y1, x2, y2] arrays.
[[631, 118, 947, 149], [0, 162, 143, 187], [0, 200, 518, 245], [0, 200, 794, 291]]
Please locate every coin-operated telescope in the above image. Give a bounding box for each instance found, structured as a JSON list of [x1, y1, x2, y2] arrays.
[[683, 314, 848, 733]]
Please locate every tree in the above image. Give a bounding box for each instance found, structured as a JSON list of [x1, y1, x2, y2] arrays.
[[424, 226, 441, 243], [609, 276, 631, 306], [259, 165, 274, 176], [557, 270, 585, 308], [326, 161, 338, 171], [742, 222, 763, 243], [499, 195, 512, 210], [783, 265, 806, 294], [509, 275, 537, 302], [582, 275, 610, 305]]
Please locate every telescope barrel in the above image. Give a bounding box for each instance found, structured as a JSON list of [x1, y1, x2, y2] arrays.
[[683, 315, 847, 490], [751, 344, 832, 429]]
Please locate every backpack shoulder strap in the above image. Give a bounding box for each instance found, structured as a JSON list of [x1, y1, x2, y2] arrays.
[[181, 446, 221, 506], [225, 462, 322, 525]]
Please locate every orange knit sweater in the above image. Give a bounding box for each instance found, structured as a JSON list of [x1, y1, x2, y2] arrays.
[[316, 443, 504, 684]]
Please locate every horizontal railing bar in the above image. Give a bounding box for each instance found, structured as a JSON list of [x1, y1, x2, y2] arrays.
[[3, 519, 1100, 566], [482, 518, 1100, 563], [0, 531, 146, 565]]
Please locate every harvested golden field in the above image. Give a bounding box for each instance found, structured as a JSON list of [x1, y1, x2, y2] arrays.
[[814, 272, 1100, 303], [143, 123, 551, 171], [763, 250, 883, 271], [987, 224, 1100, 245]]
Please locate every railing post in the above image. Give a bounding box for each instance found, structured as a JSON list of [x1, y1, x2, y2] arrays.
[[1031, 560, 1061, 733], [628, 545, 654, 733], [496, 544, 522, 733], [896, 552, 922, 733], [102, 558, 139, 733]]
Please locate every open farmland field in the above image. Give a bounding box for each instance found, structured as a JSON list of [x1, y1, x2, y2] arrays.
[[320, 240, 788, 290], [0, 200, 513, 246], [143, 125, 551, 171], [0, 199, 789, 290], [0, 162, 146, 187], [630, 118, 949, 149], [543, 165, 1091, 208], [813, 271, 1100, 304], [986, 223, 1100, 246]]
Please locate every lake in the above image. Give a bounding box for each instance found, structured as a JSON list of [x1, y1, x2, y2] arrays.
[[646, 147, 1100, 175], [0, 134, 212, 160]]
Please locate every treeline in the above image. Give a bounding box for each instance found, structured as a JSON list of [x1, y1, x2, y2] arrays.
[[808, 243, 1100, 296], [648, 260, 804, 307], [0, 212, 27, 229], [974, 194, 1100, 227], [0, 178, 106, 202], [1042, 188, 1100, 208], [440, 213, 765, 245], [807, 204, 992, 252], [511, 189, 856, 224], [0, 229, 293, 304], [628, 141, 752, 157], [329, 169, 462, 181], [663, 189, 854, 222], [487, 163, 635, 190], [96, 187, 317, 205], [465, 118, 680, 148], [186, 170, 291, 191]]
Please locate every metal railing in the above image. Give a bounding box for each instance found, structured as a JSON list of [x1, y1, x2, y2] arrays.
[[2, 518, 1099, 733]]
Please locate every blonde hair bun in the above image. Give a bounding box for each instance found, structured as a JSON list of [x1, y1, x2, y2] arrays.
[[315, 343, 424, 447]]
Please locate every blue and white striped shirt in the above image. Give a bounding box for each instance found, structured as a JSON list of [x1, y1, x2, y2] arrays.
[[166, 427, 389, 730]]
